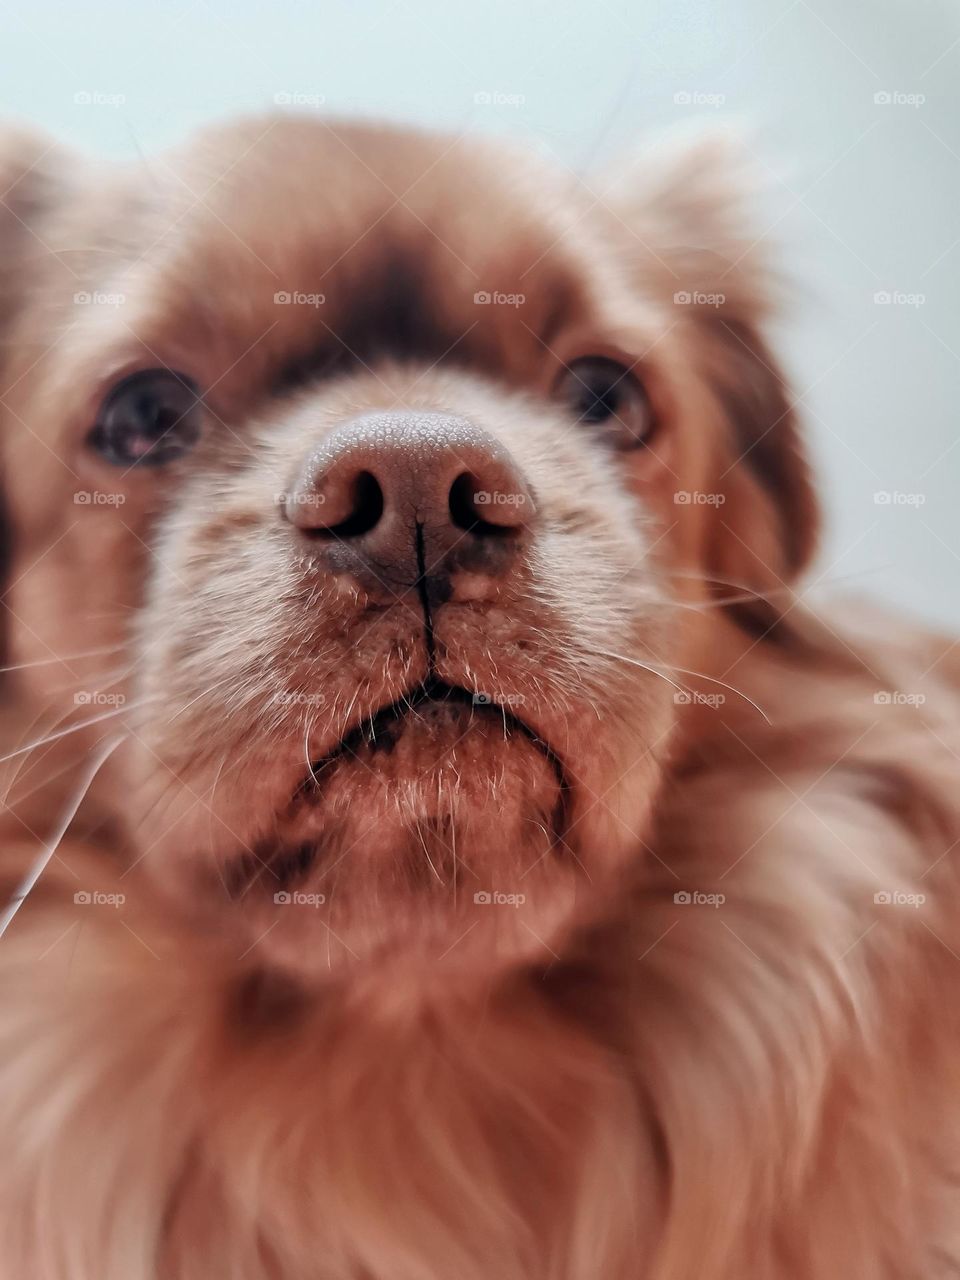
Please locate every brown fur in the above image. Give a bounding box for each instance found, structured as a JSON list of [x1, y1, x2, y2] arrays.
[[1, 115, 959, 1278]]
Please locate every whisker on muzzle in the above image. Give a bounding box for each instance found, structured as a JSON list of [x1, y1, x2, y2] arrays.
[[0, 735, 125, 939], [592, 648, 771, 722], [0, 698, 155, 766], [0, 643, 127, 675]]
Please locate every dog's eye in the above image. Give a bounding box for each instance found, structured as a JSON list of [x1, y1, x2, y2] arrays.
[[557, 357, 652, 448], [87, 370, 203, 466]]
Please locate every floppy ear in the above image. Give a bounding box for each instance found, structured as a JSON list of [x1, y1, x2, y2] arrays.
[[605, 129, 819, 618], [0, 127, 73, 664], [0, 126, 72, 329], [696, 311, 818, 600]]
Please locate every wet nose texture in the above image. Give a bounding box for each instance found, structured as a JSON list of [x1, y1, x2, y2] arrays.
[[283, 412, 535, 608]]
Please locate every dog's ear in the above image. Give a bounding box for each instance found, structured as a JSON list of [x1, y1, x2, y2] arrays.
[[0, 127, 75, 664], [0, 126, 73, 332], [605, 130, 819, 614]]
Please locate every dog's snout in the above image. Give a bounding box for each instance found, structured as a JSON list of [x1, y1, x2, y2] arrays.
[[283, 412, 534, 603]]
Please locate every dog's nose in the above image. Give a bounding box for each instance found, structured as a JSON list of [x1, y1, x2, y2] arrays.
[[283, 412, 534, 604]]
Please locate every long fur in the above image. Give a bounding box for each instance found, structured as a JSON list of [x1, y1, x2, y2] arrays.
[[0, 116, 958, 1279]]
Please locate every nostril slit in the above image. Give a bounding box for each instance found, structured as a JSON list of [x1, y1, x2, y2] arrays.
[[306, 470, 384, 540], [448, 471, 514, 537], [448, 472, 477, 532]]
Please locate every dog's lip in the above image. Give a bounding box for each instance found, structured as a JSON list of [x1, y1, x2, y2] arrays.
[[293, 676, 570, 808], [224, 679, 574, 901]]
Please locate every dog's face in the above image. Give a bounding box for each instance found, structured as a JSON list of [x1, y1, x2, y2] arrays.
[[0, 118, 816, 974]]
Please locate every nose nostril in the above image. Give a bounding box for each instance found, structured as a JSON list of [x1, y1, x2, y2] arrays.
[[449, 472, 517, 537], [449, 472, 480, 533], [305, 469, 384, 540]]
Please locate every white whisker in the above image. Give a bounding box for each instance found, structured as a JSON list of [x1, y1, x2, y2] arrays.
[[0, 644, 126, 674], [592, 649, 691, 699], [0, 699, 151, 765], [595, 647, 771, 722], [664, 663, 771, 723], [0, 735, 125, 939]]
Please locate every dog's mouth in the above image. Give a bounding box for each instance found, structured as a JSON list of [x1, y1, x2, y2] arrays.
[[226, 678, 571, 905], [300, 677, 568, 805]]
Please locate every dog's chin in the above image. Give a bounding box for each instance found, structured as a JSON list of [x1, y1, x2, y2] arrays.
[[225, 688, 581, 977]]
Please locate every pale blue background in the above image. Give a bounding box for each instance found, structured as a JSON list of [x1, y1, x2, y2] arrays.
[[3, 0, 959, 625]]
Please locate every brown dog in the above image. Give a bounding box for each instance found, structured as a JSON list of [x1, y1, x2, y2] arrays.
[[0, 114, 959, 1279]]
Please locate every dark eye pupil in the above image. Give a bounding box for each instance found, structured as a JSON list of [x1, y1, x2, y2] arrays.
[[137, 393, 162, 431], [580, 380, 620, 423], [558, 356, 651, 450], [89, 371, 202, 467]]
